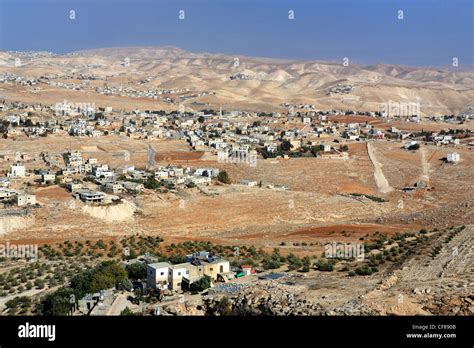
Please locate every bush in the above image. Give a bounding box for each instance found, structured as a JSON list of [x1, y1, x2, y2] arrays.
[[120, 306, 136, 316], [144, 178, 161, 190], [34, 278, 45, 289], [216, 297, 233, 316], [190, 275, 211, 292], [217, 171, 231, 184], [301, 257, 312, 272], [262, 256, 281, 270], [354, 266, 373, 276], [287, 253, 303, 271], [315, 259, 334, 272]]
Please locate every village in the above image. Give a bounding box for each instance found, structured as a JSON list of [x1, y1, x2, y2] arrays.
[[0, 98, 470, 216]]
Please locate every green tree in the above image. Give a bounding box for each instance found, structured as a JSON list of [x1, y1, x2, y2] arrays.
[[38, 287, 75, 316], [70, 260, 127, 296], [190, 275, 211, 292], [287, 253, 303, 271], [217, 171, 231, 184], [34, 278, 45, 289], [301, 256, 312, 272], [120, 306, 136, 316], [144, 178, 160, 190], [126, 262, 147, 280], [281, 140, 292, 152], [315, 259, 335, 272]]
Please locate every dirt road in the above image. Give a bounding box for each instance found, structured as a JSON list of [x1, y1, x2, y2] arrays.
[[367, 142, 393, 193]]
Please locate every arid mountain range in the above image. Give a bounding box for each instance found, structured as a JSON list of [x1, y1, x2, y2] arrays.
[[0, 47, 473, 114]]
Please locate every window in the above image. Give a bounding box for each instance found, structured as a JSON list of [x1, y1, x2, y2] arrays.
[[178, 272, 181, 276], [160, 272, 164, 276], [210, 268, 213, 271]]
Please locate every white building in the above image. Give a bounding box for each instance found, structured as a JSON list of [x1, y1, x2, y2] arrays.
[[320, 144, 331, 152], [0, 177, 10, 188], [447, 152, 460, 163], [40, 171, 56, 184], [9, 163, 26, 178], [147, 262, 171, 290], [67, 182, 83, 192], [186, 176, 211, 186], [194, 168, 220, 177], [240, 180, 258, 187], [15, 194, 36, 206]]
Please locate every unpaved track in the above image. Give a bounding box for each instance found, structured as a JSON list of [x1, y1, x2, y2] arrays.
[[419, 147, 430, 183], [366, 142, 393, 193]]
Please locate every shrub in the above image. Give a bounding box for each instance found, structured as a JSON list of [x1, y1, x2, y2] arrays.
[[315, 260, 335, 272], [262, 256, 281, 270], [301, 257, 312, 272], [216, 297, 233, 316], [120, 307, 136, 316], [217, 171, 231, 184], [34, 278, 45, 289], [354, 266, 373, 276], [190, 275, 211, 292]]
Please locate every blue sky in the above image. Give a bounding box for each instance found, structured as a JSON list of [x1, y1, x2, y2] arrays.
[[0, 0, 472, 66]]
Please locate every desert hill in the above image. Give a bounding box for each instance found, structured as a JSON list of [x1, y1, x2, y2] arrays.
[[0, 47, 472, 114]]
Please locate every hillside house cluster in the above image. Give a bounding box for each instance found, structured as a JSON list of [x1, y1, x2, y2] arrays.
[[147, 251, 230, 291]]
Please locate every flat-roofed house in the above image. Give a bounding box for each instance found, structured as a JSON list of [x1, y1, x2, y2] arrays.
[[74, 190, 105, 203], [67, 182, 82, 192], [9, 163, 26, 178], [15, 194, 36, 206], [40, 171, 56, 184], [147, 262, 171, 290]]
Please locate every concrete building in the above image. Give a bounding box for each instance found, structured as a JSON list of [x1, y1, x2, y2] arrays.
[[74, 190, 105, 203], [9, 163, 26, 178], [40, 171, 56, 184], [67, 182, 83, 193], [0, 177, 10, 188], [147, 252, 230, 291], [194, 168, 220, 177], [447, 152, 460, 163], [186, 251, 230, 280], [15, 194, 36, 206], [147, 262, 171, 290], [240, 179, 258, 187], [103, 182, 124, 194]]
